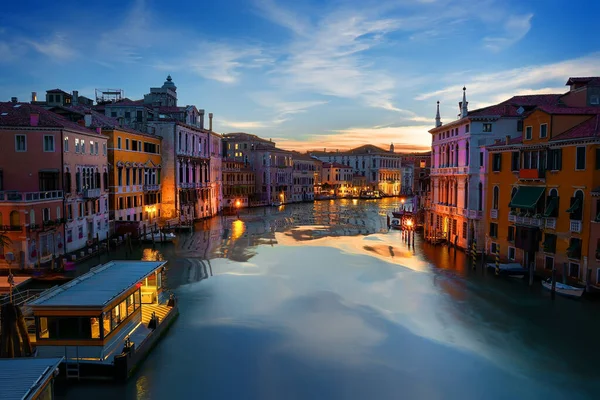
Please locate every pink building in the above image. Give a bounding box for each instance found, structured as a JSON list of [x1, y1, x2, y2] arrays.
[[0, 102, 101, 267]]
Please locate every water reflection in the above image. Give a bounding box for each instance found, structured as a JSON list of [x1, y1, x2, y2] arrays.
[[63, 198, 598, 400]]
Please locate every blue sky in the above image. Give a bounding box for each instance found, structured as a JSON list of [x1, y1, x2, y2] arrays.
[[0, 0, 599, 152]]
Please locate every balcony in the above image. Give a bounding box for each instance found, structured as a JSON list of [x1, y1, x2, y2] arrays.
[[508, 213, 516, 223], [518, 169, 545, 181], [83, 188, 101, 199], [179, 182, 195, 189], [468, 210, 482, 219], [490, 209, 498, 219], [570, 220, 582, 233], [0, 190, 63, 202], [143, 184, 161, 192], [545, 218, 556, 229]]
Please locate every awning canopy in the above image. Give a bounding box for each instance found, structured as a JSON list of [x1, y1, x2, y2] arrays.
[[567, 240, 581, 253], [566, 198, 581, 213], [508, 186, 545, 209], [543, 197, 557, 217]]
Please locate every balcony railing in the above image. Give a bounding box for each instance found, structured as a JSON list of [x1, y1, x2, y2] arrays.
[[83, 188, 101, 199], [490, 209, 498, 219], [0, 190, 63, 202], [508, 214, 516, 223], [545, 218, 556, 229], [179, 182, 195, 189], [143, 184, 160, 192], [570, 220, 582, 233], [519, 168, 545, 180]]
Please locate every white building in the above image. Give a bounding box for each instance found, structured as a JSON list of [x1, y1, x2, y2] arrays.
[[429, 88, 562, 250]]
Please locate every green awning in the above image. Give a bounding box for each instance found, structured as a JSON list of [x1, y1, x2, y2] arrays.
[[567, 240, 581, 253], [596, 210, 600, 222], [543, 197, 557, 217], [508, 186, 545, 209], [566, 198, 581, 213]]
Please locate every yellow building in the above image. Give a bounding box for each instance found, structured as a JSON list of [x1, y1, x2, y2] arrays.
[[106, 127, 162, 228], [485, 104, 600, 284]]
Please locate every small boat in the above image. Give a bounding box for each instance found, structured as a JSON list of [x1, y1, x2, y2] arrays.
[[541, 279, 584, 298], [142, 231, 177, 243], [390, 218, 402, 230], [486, 262, 528, 278]]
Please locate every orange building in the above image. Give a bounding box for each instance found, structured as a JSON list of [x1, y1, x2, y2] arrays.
[[485, 88, 600, 285], [222, 159, 255, 210]]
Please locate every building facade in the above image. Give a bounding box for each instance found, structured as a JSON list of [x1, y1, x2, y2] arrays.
[[291, 153, 317, 202], [222, 159, 255, 210], [311, 144, 403, 196], [485, 104, 600, 284], [429, 89, 562, 250], [321, 162, 354, 197]]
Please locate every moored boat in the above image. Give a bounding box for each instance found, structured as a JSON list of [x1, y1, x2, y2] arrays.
[[486, 262, 528, 278], [541, 279, 584, 298], [390, 218, 402, 230], [142, 231, 176, 243]]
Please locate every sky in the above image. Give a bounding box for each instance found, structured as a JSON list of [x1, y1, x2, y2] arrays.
[[0, 0, 599, 152]]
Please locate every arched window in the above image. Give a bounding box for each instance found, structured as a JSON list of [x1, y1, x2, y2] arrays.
[[29, 209, 35, 225], [64, 168, 71, 193], [76, 170, 81, 192], [56, 206, 61, 220], [478, 182, 483, 211], [570, 190, 584, 221], [493, 186, 499, 209], [455, 145, 459, 166], [103, 171, 109, 190], [454, 181, 458, 206], [465, 141, 470, 166], [464, 181, 469, 209], [10, 210, 20, 228], [95, 169, 101, 189]]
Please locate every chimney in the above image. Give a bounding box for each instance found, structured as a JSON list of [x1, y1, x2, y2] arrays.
[[96, 127, 101, 134], [31, 92, 37, 102], [208, 112, 213, 131], [505, 135, 510, 145], [84, 111, 92, 127], [30, 112, 40, 127], [11, 97, 17, 103], [72, 91, 79, 105], [199, 110, 205, 129]]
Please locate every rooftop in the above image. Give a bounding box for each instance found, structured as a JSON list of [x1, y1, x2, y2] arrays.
[[566, 77, 600, 86], [551, 115, 600, 141], [0, 102, 98, 135], [0, 357, 63, 400], [31, 260, 166, 308]]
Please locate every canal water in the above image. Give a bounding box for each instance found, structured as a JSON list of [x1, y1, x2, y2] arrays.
[[58, 198, 598, 399]]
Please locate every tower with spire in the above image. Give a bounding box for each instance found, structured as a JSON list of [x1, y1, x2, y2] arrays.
[[459, 87, 468, 118], [435, 101, 442, 127], [390, 143, 395, 153]]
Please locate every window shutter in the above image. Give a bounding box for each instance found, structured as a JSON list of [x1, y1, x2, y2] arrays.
[[596, 148, 600, 170], [557, 149, 562, 170]]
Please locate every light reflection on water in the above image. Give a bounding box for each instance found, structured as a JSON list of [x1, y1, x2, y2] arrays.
[[62, 198, 598, 400]]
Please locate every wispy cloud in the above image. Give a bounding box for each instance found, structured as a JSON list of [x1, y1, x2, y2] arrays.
[[415, 52, 600, 110], [26, 34, 76, 61], [483, 13, 533, 52], [276, 124, 432, 153], [220, 119, 272, 129]]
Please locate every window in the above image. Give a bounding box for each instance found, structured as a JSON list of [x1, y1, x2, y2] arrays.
[[111, 111, 117, 118], [550, 148, 562, 170], [64, 136, 69, 152], [483, 123, 492, 132], [567, 238, 582, 259], [95, 142, 99, 155], [48, 94, 54, 102], [540, 124, 548, 139], [15, 134, 26, 152], [465, 124, 469, 133], [492, 186, 499, 209], [462, 222, 467, 239], [42, 208, 50, 222], [75, 138, 80, 153], [39, 171, 59, 191], [42, 135, 55, 152], [517, 120, 523, 132], [508, 247, 515, 260], [81, 141, 85, 154], [507, 226, 515, 241], [576, 146, 586, 170], [525, 126, 532, 140], [89, 140, 94, 155], [492, 153, 502, 171], [543, 233, 557, 253], [511, 152, 520, 171], [125, 111, 131, 119], [569, 263, 580, 278], [491, 242, 498, 254], [544, 256, 554, 271], [117, 137, 122, 149], [489, 222, 498, 238], [479, 152, 484, 167], [590, 95, 599, 105], [103, 143, 107, 156], [126, 138, 130, 150]]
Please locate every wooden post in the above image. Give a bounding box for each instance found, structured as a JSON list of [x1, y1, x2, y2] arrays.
[[529, 257, 534, 286], [495, 245, 500, 276], [551, 265, 556, 300]]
